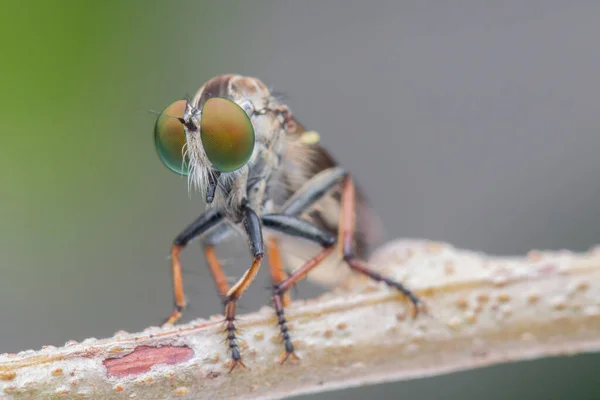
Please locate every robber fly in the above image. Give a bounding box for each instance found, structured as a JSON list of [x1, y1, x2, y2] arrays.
[[153, 74, 422, 371]]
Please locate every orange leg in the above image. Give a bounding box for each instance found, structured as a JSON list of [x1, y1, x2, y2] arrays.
[[163, 244, 231, 326], [165, 241, 229, 326], [163, 244, 186, 326], [270, 174, 423, 363], [205, 245, 230, 298], [272, 245, 335, 363], [163, 209, 223, 327], [222, 206, 265, 371], [164, 242, 259, 371], [339, 175, 423, 317], [221, 252, 263, 371], [206, 245, 254, 371], [162, 206, 264, 372], [260, 213, 338, 363], [266, 238, 291, 307]]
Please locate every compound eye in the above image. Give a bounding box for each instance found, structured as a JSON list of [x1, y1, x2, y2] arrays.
[[154, 100, 189, 175], [200, 97, 255, 172]]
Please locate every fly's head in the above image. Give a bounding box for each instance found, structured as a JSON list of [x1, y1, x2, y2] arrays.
[[154, 75, 291, 211]]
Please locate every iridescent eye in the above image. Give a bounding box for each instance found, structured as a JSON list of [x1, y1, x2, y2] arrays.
[[154, 100, 189, 175], [200, 97, 255, 172]]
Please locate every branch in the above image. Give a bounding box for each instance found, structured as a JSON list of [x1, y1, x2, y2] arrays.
[[1, 240, 599, 400]]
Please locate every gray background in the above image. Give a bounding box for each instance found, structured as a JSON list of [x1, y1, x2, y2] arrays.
[[1, 1, 599, 399]]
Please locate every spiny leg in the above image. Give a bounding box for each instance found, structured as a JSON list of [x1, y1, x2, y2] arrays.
[[262, 214, 335, 362], [223, 205, 264, 371], [273, 247, 334, 362], [339, 175, 423, 316], [266, 237, 292, 357], [204, 243, 247, 364], [266, 238, 291, 307], [163, 209, 223, 326]]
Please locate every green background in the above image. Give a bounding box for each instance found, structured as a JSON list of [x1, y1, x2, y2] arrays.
[[1, 1, 599, 399]]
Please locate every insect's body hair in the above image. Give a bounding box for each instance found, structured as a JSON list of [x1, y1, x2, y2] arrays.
[[184, 75, 283, 220], [182, 74, 382, 286]]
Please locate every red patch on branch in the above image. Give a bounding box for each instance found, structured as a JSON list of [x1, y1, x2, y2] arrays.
[[104, 345, 194, 377]]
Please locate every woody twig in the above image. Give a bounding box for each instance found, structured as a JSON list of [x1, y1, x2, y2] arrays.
[[1, 239, 599, 400]]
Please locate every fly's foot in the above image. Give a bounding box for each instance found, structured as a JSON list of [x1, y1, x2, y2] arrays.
[[162, 304, 184, 328], [228, 347, 246, 372], [385, 278, 426, 319], [345, 257, 426, 319], [224, 322, 245, 372], [223, 300, 247, 372], [225, 335, 246, 372], [279, 340, 300, 364], [277, 323, 300, 364], [411, 297, 428, 319], [272, 289, 300, 365]]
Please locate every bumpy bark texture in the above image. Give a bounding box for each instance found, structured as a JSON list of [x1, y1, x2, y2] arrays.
[[1, 239, 599, 400]]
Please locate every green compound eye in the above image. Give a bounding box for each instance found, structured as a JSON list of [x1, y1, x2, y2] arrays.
[[200, 97, 255, 172], [154, 100, 189, 175]]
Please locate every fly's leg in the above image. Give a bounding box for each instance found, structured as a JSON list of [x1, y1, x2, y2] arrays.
[[281, 167, 346, 216], [204, 243, 246, 363], [222, 204, 264, 371], [204, 245, 230, 301], [202, 223, 236, 302], [262, 214, 336, 363], [266, 238, 291, 307], [163, 209, 223, 326], [271, 247, 334, 363], [339, 175, 423, 316]]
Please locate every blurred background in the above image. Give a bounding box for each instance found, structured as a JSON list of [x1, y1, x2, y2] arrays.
[[1, 1, 599, 399]]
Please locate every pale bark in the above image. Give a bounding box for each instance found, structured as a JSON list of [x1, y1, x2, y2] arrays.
[[1, 239, 599, 400]]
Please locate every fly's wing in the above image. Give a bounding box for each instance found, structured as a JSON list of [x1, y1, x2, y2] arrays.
[[267, 120, 384, 287]]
